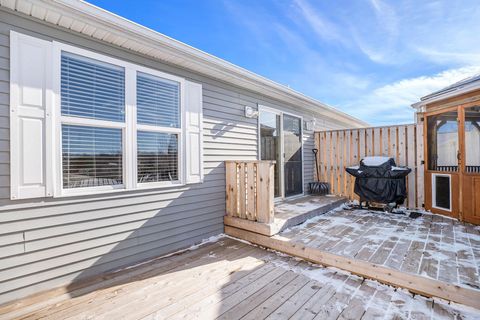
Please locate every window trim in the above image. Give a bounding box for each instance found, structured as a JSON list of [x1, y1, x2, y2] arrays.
[[52, 41, 186, 197]]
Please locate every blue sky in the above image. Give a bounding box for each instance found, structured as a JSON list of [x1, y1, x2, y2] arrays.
[[89, 0, 480, 125]]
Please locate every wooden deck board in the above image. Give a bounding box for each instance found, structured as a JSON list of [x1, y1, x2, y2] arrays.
[[360, 286, 393, 320], [311, 276, 364, 320], [241, 274, 309, 320], [277, 208, 480, 293], [3, 238, 241, 319], [454, 223, 480, 289], [264, 279, 322, 320], [290, 272, 348, 320], [48, 240, 249, 317], [3, 236, 480, 319], [97, 245, 265, 320]]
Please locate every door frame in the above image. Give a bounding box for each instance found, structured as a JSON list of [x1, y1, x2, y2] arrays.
[[458, 101, 480, 224], [424, 101, 480, 221], [424, 105, 460, 219], [258, 105, 304, 199]]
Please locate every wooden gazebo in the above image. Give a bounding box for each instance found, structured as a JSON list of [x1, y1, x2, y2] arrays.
[[413, 75, 480, 225]]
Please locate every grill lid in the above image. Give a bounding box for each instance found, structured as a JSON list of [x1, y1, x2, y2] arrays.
[[346, 156, 411, 178]]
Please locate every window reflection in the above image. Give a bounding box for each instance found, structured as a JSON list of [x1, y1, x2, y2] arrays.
[[427, 111, 458, 172], [260, 111, 281, 197], [465, 106, 480, 173]]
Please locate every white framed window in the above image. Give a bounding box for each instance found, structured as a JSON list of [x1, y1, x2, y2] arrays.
[[51, 42, 186, 197], [10, 31, 203, 199], [59, 52, 127, 194], [135, 69, 183, 189]]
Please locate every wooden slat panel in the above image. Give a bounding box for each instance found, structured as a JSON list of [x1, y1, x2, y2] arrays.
[[315, 123, 422, 208], [246, 162, 256, 220], [389, 127, 397, 159], [238, 163, 246, 219], [225, 162, 237, 217], [344, 131, 351, 196], [331, 131, 338, 195], [373, 128, 381, 156], [350, 130, 359, 201], [256, 162, 274, 224], [366, 128, 374, 156], [225, 161, 274, 223], [319, 132, 325, 182], [416, 116, 425, 208], [325, 132, 332, 191], [406, 125, 416, 209], [381, 128, 389, 156], [338, 131, 345, 196], [397, 126, 407, 166], [359, 129, 366, 160]]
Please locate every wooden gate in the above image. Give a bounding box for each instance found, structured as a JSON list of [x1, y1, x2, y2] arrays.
[[314, 123, 424, 209]]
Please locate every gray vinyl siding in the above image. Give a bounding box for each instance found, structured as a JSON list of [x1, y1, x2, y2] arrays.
[[0, 9, 355, 304]]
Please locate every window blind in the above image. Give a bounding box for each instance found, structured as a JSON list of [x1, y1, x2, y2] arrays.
[[137, 131, 178, 183], [61, 52, 125, 122], [62, 125, 123, 188], [137, 72, 180, 127]]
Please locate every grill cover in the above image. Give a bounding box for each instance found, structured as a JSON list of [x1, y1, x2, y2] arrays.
[[346, 157, 411, 204]]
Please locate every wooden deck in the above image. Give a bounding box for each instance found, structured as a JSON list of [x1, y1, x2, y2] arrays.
[[278, 208, 480, 291], [226, 207, 480, 309], [2, 237, 479, 320]]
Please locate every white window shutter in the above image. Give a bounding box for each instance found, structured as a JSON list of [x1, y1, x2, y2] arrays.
[[10, 31, 53, 199], [185, 80, 203, 184]]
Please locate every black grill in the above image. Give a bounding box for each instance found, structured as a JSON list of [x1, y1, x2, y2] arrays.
[[346, 157, 411, 205]]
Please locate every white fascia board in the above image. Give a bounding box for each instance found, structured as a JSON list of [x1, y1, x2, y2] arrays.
[[411, 81, 480, 110], [1, 0, 367, 128]]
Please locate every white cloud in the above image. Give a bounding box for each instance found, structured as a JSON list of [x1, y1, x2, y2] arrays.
[[341, 66, 480, 125], [415, 47, 480, 66], [292, 0, 345, 44], [369, 0, 399, 36], [220, 0, 480, 125]]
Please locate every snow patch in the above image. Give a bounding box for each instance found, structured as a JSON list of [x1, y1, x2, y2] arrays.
[[362, 156, 391, 166], [391, 166, 409, 171], [269, 252, 480, 319]]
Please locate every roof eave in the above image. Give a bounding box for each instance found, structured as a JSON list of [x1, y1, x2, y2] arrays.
[[411, 81, 480, 111]]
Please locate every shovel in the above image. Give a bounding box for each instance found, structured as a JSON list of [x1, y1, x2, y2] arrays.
[[308, 148, 329, 195]]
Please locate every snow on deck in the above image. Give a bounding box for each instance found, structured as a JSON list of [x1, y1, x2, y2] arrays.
[[280, 206, 480, 291]]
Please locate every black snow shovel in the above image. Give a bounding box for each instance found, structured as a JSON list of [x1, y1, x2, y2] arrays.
[[308, 148, 329, 195]]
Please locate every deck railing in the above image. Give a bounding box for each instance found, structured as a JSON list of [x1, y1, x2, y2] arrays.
[[225, 160, 275, 224]]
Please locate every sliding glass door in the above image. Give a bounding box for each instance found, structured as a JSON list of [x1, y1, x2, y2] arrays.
[[259, 110, 281, 197], [259, 108, 303, 198], [283, 114, 303, 197]]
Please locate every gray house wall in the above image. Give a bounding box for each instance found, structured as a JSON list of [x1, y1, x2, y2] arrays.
[[0, 9, 355, 304]]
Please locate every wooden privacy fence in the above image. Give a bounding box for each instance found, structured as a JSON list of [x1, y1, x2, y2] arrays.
[[225, 160, 275, 224], [314, 124, 424, 209]]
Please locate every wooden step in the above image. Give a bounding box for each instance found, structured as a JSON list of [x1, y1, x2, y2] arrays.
[[225, 196, 346, 236]]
